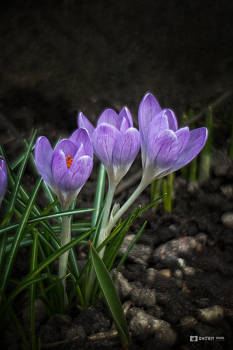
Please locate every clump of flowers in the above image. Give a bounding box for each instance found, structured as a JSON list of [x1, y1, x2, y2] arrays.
[[0, 93, 208, 349]]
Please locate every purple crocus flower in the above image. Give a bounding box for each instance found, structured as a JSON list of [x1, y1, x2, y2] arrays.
[[139, 93, 208, 185], [0, 156, 8, 207], [78, 108, 141, 183], [35, 129, 93, 209]]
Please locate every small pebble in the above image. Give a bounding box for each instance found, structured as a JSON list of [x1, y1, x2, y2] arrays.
[[153, 237, 197, 263], [156, 324, 177, 347], [221, 212, 233, 228], [128, 307, 176, 344], [181, 285, 191, 294], [196, 305, 224, 326], [79, 251, 87, 259], [147, 268, 159, 282], [177, 258, 186, 269], [179, 316, 197, 329], [195, 233, 208, 245], [187, 181, 199, 194], [160, 269, 172, 278], [174, 269, 183, 279], [220, 184, 233, 199], [119, 238, 152, 265], [110, 269, 133, 299], [183, 266, 195, 276], [130, 286, 156, 308]]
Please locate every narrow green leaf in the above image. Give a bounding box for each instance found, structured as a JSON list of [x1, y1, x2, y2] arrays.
[[30, 229, 38, 349], [89, 241, 131, 346], [91, 163, 106, 228], [0, 131, 37, 275], [138, 193, 166, 215], [0, 208, 95, 236], [0, 228, 95, 321], [0, 177, 43, 296]]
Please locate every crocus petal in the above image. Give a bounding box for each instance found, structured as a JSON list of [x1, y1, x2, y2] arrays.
[[60, 155, 93, 193], [166, 109, 178, 132], [51, 149, 68, 191], [143, 110, 169, 168], [139, 93, 162, 153], [35, 136, 57, 193], [53, 139, 78, 159], [119, 107, 133, 127], [143, 130, 179, 183], [175, 127, 190, 156], [112, 128, 141, 182], [147, 111, 169, 139], [70, 143, 85, 168], [165, 127, 208, 175], [69, 128, 93, 158], [97, 109, 121, 130], [0, 157, 8, 201], [120, 117, 130, 134], [77, 112, 95, 139], [92, 124, 121, 176]]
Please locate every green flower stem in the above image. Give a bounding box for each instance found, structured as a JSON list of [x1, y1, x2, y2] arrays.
[[107, 179, 147, 234], [97, 179, 118, 257], [59, 204, 71, 308], [86, 179, 117, 303]]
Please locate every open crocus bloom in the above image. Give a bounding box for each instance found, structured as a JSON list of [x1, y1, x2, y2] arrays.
[[35, 128, 93, 209], [139, 93, 208, 186], [78, 108, 141, 184], [0, 156, 8, 207]]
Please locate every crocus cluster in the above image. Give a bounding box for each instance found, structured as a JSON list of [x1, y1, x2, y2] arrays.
[[35, 129, 93, 210], [0, 157, 8, 208], [33, 92, 208, 307], [78, 93, 207, 191]]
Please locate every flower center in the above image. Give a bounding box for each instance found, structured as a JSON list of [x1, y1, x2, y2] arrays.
[[65, 155, 73, 169]]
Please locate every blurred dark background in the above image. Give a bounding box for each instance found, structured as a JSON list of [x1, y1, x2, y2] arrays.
[[0, 0, 233, 156]]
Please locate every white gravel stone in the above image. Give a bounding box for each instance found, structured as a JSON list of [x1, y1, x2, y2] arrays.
[[221, 212, 233, 228], [183, 266, 195, 276], [130, 286, 156, 308], [179, 316, 198, 329], [147, 268, 159, 282], [174, 269, 183, 279], [153, 237, 197, 263], [110, 268, 133, 299], [128, 307, 176, 344], [197, 305, 224, 326], [220, 184, 233, 199], [119, 238, 152, 265], [177, 258, 186, 269]]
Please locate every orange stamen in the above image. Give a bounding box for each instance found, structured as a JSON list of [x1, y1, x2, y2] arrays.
[[65, 155, 73, 169]]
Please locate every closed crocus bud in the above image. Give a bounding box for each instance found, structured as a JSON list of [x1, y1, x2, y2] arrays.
[[139, 93, 208, 186], [0, 156, 8, 207], [78, 108, 141, 184], [35, 128, 93, 209]]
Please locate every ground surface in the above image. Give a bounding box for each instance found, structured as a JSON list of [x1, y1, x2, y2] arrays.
[[0, 1, 233, 349]]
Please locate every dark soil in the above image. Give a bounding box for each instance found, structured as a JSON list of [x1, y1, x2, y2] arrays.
[[0, 1, 233, 349]]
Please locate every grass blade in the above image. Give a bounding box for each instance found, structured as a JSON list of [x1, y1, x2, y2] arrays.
[[91, 163, 106, 229], [89, 241, 131, 347], [0, 177, 43, 297]]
